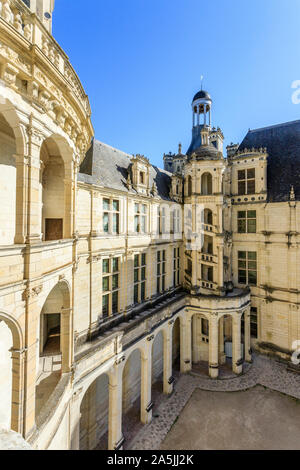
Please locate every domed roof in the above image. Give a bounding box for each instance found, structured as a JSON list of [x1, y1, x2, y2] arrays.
[[188, 144, 222, 161], [193, 90, 211, 102]]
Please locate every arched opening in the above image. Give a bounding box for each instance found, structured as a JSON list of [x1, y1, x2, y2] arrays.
[[80, 373, 109, 450], [204, 208, 213, 226], [172, 317, 180, 372], [36, 282, 71, 422], [40, 136, 73, 241], [192, 314, 209, 375], [203, 235, 213, 255], [201, 172, 212, 195], [0, 320, 13, 428], [0, 112, 17, 245], [152, 331, 164, 397], [122, 349, 142, 447]]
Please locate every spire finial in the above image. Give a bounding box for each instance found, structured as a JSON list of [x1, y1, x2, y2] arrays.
[[290, 185, 295, 201], [178, 142, 182, 154], [200, 75, 204, 91]]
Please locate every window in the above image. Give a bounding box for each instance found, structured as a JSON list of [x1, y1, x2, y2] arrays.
[[238, 251, 257, 286], [171, 208, 180, 234], [134, 253, 146, 304], [102, 257, 120, 317], [103, 198, 120, 234], [140, 172, 145, 184], [134, 203, 147, 233], [250, 307, 258, 338], [238, 210, 256, 233], [173, 247, 180, 286], [238, 169, 255, 195], [157, 250, 166, 294], [201, 318, 209, 336], [157, 206, 166, 234]]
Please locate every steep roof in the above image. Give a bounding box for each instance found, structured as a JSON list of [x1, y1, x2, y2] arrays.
[[78, 139, 172, 200], [238, 120, 300, 202]]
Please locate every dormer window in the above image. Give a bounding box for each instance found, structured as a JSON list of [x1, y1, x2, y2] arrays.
[[238, 168, 255, 195], [131, 155, 150, 194], [140, 171, 145, 185]]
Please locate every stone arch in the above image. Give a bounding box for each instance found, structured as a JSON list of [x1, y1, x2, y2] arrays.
[[122, 348, 141, 427], [201, 172, 212, 195], [190, 311, 210, 367], [172, 316, 180, 370], [151, 330, 164, 393], [0, 311, 24, 433], [40, 134, 74, 241]]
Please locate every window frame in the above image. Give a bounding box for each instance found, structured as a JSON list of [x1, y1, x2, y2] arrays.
[[238, 168, 256, 195], [133, 253, 147, 304], [238, 251, 257, 286], [102, 257, 120, 317], [237, 210, 257, 233], [103, 197, 120, 235], [156, 249, 166, 294]]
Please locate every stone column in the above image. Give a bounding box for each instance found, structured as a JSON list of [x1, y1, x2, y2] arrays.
[[163, 326, 173, 395], [232, 313, 243, 374], [61, 307, 73, 373], [108, 363, 123, 450], [218, 316, 226, 365], [10, 348, 26, 434], [209, 314, 219, 378], [244, 307, 252, 363], [140, 339, 153, 424], [26, 127, 43, 244], [192, 315, 200, 363], [69, 389, 83, 450], [180, 315, 192, 373], [14, 154, 28, 244], [64, 161, 75, 239]]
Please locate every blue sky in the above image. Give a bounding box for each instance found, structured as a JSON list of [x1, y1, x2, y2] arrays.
[[53, 0, 300, 167]]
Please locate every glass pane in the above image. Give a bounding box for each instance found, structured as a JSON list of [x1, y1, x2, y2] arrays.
[[248, 271, 257, 285], [157, 264, 160, 275], [238, 251, 246, 259], [238, 260, 246, 268], [112, 213, 119, 233], [134, 269, 139, 283], [238, 170, 245, 180], [103, 198, 110, 210], [248, 252, 257, 260], [247, 179, 255, 194], [162, 275, 165, 291], [248, 261, 257, 270], [112, 274, 119, 290], [238, 181, 246, 195], [103, 213, 109, 233], [103, 259, 109, 273], [238, 271, 247, 284], [238, 211, 246, 219], [112, 258, 119, 272], [247, 219, 256, 233], [163, 250, 166, 261], [134, 215, 139, 232], [112, 291, 118, 314], [157, 251, 161, 262], [157, 278, 160, 294], [102, 276, 109, 292], [238, 220, 246, 233], [102, 294, 109, 316], [141, 267, 146, 280], [113, 200, 119, 211], [134, 254, 139, 267], [162, 262, 166, 274], [134, 284, 139, 304], [141, 216, 146, 233], [247, 168, 255, 179], [247, 210, 256, 219], [141, 282, 145, 301], [141, 204, 146, 214], [141, 253, 146, 265]]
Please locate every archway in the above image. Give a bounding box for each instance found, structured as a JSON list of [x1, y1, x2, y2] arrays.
[[0, 112, 17, 245], [191, 314, 209, 375], [172, 317, 180, 371], [201, 172, 212, 195], [204, 208, 213, 226], [80, 373, 109, 450], [0, 320, 13, 429], [40, 135, 73, 241], [122, 349, 142, 447], [35, 282, 71, 422]]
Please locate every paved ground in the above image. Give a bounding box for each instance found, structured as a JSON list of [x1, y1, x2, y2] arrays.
[[128, 354, 300, 450]]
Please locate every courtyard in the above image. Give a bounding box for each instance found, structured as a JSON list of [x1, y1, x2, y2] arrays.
[[128, 354, 300, 450]]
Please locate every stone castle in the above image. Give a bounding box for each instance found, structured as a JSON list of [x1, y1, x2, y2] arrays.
[[0, 0, 299, 450]]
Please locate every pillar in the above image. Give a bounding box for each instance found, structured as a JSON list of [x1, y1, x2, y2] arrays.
[[232, 313, 243, 374], [14, 154, 28, 244], [192, 315, 200, 363], [218, 316, 226, 365], [180, 316, 192, 373], [108, 364, 123, 450], [64, 161, 75, 239], [61, 307, 73, 373], [244, 307, 252, 363], [209, 314, 219, 378], [26, 126, 42, 244], [141, 340, 153, 424], [163, 327, 173, 395], [10, 348, 26, 434]]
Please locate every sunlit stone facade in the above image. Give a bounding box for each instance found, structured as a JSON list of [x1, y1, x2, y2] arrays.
[[0, 0, 299, 450]]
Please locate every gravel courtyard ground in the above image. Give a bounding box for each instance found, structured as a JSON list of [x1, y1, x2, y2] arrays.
[[128, 354, 300, 450]]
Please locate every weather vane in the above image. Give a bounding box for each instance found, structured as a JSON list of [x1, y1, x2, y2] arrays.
[[200, 75, 204, 90]]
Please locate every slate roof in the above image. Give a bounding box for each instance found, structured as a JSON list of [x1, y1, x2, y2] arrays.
[[78, 139, 172, 200], [193, 90, 211, 102], [238, 120, 300, 202]]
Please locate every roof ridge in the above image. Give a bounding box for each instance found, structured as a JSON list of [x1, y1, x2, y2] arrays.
[[93, 138, 131, 159], [248, 120, 300, 134]]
